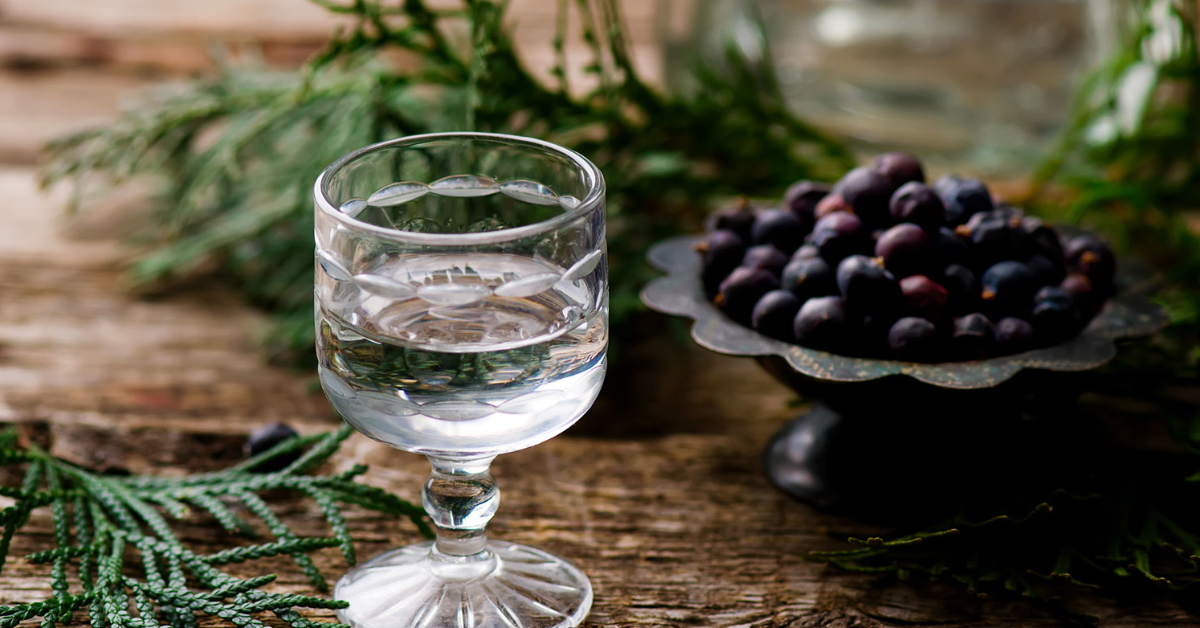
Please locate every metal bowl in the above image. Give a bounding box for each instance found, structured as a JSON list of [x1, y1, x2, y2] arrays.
[[641, 233, 1170, 514]]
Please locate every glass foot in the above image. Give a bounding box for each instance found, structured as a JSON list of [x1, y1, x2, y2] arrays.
[[334, 541, 593, 628]]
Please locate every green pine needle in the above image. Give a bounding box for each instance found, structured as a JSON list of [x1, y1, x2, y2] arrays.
[[0, 425, 429, 628]]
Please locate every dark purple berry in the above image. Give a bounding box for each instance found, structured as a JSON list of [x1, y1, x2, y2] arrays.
[[742, 244, 789, 274], [696, 230, 744, 266], [887, 317, 941, 362], [814, 193, 851, 219], [900, 275, 949, 322], [782, 257, 838, 301], [981, 261, 1036, 317], [1061, 273, 1094, 301], [836, 255, 902, 313], [936, 227, 972, 266], [793, 296, 847, 352], [1060, 273, 1099, 313], [1035, 285, 1075, 309], [889, 182, 944, 231], [941, 264, 979, 314], [958, 216, 1029, 269], [246, 422, 300, 472], [871, 152, 925, 188], [705, 198, 756, 240], [851, 312, 897, 358], [716, 267, 779, 325], [952, 313, 995, 360], [752, 290, 802, 342], [696, 230, 746, 296], [832, 166, 895, 227], [783, 181, 830, 231], [1021, 217, 1065, 262], [812, 211, 868, 262], [1064, 235, 1116, 289], [1026, 254, 1065, 288], [792, 244, 821, 261], [994, 317, 1036, 355], [1031, 286, 1081, 344], [750, 209, 806, 254], [933, 175, 994, 226], [875, 223, 935, 278]]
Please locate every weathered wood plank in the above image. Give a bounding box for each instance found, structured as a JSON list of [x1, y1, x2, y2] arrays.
[[0, 25, 322, 72], [0, 0, 342, 38], [0, 69, 156, 163], [0, 0, 657, 40]]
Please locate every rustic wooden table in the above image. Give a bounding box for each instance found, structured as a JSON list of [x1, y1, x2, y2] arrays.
[[0, 1, 1192, 625]]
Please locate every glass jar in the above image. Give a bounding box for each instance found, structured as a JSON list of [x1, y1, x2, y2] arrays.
[[659, 0, 1117, 177]]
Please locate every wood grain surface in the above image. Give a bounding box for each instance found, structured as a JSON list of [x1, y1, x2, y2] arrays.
[[0, 1, 1194, 625]]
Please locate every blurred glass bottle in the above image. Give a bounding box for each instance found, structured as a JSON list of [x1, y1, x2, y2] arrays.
[[659, 0, 1118, 177]]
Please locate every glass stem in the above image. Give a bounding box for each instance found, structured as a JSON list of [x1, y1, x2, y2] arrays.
[[424, 456, 499, 563]]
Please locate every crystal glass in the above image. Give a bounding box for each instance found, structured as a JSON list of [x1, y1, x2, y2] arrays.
[[313, 133, 607, 628]]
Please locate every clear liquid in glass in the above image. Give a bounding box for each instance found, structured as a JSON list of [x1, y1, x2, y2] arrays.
[[317, 253, 607, 458]]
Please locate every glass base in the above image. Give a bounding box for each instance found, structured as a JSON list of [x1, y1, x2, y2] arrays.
[[334, 541, 592, 628]]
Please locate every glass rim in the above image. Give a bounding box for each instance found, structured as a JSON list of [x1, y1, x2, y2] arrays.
[[314, 132, 605, 245]]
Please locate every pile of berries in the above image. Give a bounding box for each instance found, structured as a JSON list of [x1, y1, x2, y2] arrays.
[[697, 153, 1115, 362]]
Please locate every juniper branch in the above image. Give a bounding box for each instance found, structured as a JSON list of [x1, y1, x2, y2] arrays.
[[0, 426, 426, 627]]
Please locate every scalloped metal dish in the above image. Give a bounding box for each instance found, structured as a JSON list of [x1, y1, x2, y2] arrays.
[[641, 234, 1170, 390]]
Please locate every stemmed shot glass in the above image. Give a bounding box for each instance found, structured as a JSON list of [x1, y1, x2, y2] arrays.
[[313, 133, 607, 628]]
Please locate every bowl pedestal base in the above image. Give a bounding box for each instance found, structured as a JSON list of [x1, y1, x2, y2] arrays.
[[759, 362, 1090, 519]]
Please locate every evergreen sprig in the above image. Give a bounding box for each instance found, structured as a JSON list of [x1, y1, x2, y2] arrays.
[[811, 478, 1200, 624], [0, 425, 429, 628], [40, 0, 852, 365]]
